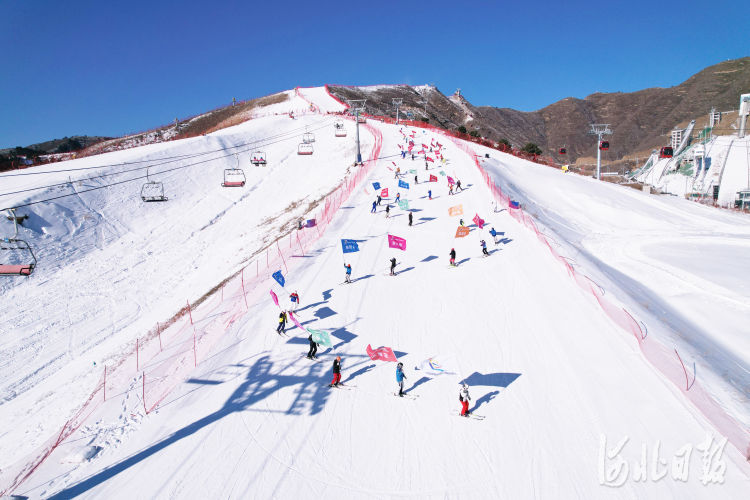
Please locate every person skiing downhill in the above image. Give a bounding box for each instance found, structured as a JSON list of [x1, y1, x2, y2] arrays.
[[329, 356, 342, 387], [396, 362, 407, 396], [344, 263, 352, 283], [395, 192, 401, 203], [276, 310, 287, 335], [390, 257, 397, 276], [489, 227, 499, 244], [307, 333, 318, 359], [371, 200, 377, 213], [449, 248, 456, 266], [481, 240, 489, 256], [459, 383, 471, 416]]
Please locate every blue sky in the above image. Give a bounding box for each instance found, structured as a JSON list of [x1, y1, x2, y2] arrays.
[[1, 0, 747, 148]]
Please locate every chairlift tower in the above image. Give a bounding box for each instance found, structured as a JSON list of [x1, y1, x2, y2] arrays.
[[349, 99, 366, 165], [588, 124, 612, 180], [392, 98, 403, 125]]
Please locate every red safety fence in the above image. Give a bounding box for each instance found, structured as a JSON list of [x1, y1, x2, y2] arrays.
[[0, 117, 383, 496], [442, 133, 750, 462]]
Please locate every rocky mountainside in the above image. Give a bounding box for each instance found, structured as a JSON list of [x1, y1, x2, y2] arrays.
[[328, 57, 750, 164]]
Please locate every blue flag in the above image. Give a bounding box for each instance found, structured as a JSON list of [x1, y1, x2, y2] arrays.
[[306, 218, 316, 227], [372, 182, 381, 190], [272, 270, 285, 287], [398, 180, 409, 189], [341, 239, 359, 254]]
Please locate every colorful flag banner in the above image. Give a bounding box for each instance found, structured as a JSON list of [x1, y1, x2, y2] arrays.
[[397, 200, 409, 210], [408, 169, 416, 174], [270, 290, 279, 307], [455, 226, 470, 238], [306, 219, 316, 227], [415, 355, 458, 376], [272, 270, 285, 287], [448, 205, 464, 216], [288, 310, 304, 330], [429, 174, 438, 182], [509, 200, 520, 209], [381, 188, 389, 197], [426, 156, 434, 162], [366, 344, 398, 362], [307, 328, 332, 347], [388, 234, 407, 250], [472, 214, 485, 229], [372, 182, 381, 190], [447, 176, 455, 185], [341, 239, 360, 254], [439, 171, 446, 176], [398, 180, 410, 189], [422, 143, 428, 149]]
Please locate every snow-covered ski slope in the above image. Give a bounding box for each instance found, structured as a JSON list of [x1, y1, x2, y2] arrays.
[[3, 88, 750, 498]]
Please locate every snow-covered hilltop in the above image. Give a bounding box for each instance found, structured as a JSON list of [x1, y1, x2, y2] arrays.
[[1, 87, 748, 499]]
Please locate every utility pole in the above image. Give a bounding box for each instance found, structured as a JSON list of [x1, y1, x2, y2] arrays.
[[392, 98, 403, 125], [588, 124, 612, 180], [349, 99, 366, 165]]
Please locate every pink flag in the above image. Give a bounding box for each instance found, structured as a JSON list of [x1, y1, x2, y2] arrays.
[[270, 290, 279, 307], [381, 188, 389, 197], [366, 344, 398, 362], [392, 161, 397, 166], [447, 176, 455, 185], [472, 214, 485, 229], [426, 156, 434, 162], [388, 234, 406, 250], [288, 311, 303, 330], [422, 143, 428, 149]]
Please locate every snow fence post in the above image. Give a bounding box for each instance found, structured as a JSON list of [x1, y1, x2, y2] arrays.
[[157, 322, 162, 352], [277, 240, 288, 274], [297, 232, 305, 257], [187, 299, 193, 325], [193, 327, 197, 367], [241, 268, 248, 310], [142, 372, 147, 414]]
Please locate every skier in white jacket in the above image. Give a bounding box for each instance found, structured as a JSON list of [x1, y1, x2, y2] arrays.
[[459, 383, 471, 416]]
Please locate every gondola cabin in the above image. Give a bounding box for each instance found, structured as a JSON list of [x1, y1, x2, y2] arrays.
[[599, 141, 609, 151], [558, 147, 567, 155], [659, 146, 673, 158]]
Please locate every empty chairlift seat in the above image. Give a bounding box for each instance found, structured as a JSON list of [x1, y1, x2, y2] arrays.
[[0, 238, 36, 276], [141, 181, 168, 202], [251, 151, 267, 166], [298, 143, 314, 155], [222, 168, 246, 187]]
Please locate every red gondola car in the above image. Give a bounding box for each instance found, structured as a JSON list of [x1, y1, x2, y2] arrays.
[[559, 147, 567, 155], [599, 141, 609, 151], [659, 146, 673, 158]]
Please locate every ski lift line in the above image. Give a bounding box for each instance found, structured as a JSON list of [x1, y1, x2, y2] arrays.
[[0, 118, 336, 180], [0, 120, 337, 201]]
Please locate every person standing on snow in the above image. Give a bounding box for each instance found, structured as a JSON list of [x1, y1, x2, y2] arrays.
[[371, 200, 377, 213], [449, 248, 456, 266], [408, 212, 413, 226], [290, 291, 300, 309], [395, 192, 401, 203], [459, 218, 464, 227], [396, 362, 407, 397], [276, 310, 287, 335], [414, 175, 418, 184], [394, 167, 401, 179], [456, 179, 462, 192], [385, 204, 390, 218], [459, 383, 471, 416], [307, 333, 318, 359], [490, 227, 499, 244], [344, 263, 352, 283], [480, 239, 489, 256], [428, 189, 432, 200], [390, 257, 397, 276], [448, 184, 454, 196], [329, 356, 342, 387], [377, 194, 382, 206]]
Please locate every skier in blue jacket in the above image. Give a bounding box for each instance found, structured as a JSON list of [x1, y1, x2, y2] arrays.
[[344, 263, 352, 283], [396, 362, 407, 396]]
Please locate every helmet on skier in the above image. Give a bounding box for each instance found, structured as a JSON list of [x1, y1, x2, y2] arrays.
[[397, 362, 403, 367]]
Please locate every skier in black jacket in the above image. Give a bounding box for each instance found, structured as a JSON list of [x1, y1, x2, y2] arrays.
[[329, 356, 342, 386], [390, 257, 397, 276], [307, 334, 318, 359], [408, 212, 413, 226], [449, 248, 456, 266]]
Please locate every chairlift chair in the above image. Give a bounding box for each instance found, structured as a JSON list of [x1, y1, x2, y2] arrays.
[[251, 151, 267, 166], [357, 115, 367, 123], [334, 120, 347, 137], [222, 168, 246, 187], [297, 143, 314, 155], [599, 141, 610, 151], [0, 209, 37, 276], [302, 132, 315, 144], [558, 147, 567, 155], [140, 168, 168, 202], [659, 146, 673, 158]]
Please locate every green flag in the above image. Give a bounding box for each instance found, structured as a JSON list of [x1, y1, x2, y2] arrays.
[[439, 170, 446, 176], [307, 328, 332, 347], [408, 169, 417, 174], [398, 200, 409, 210]]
